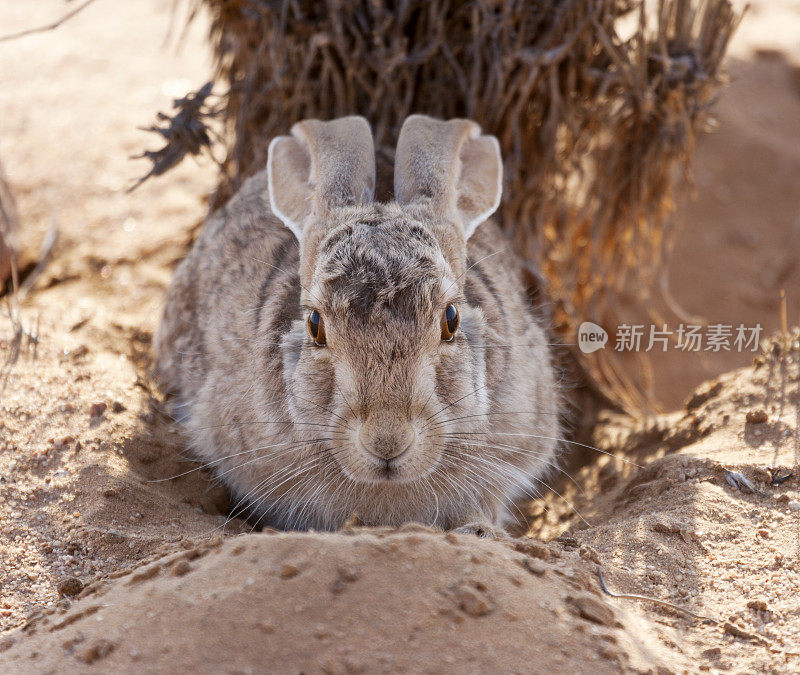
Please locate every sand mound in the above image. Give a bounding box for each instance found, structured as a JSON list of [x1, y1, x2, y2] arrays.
[[0, 529, 671, 672]]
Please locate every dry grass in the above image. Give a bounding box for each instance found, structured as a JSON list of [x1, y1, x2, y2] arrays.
[[0, 158, 17, 287], [0, 158, 55, 382], [181, 0, 741, 410], [0, 157, 29, 383]]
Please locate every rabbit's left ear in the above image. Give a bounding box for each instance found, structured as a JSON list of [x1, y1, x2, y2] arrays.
[[394, 115, 502, 239], [267, 116, 376, 240]]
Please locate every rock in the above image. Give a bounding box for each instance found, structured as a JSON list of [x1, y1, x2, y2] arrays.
[[279, 563, 300, 579], [568, 594, 617, 627], [89, 402, 107, 419], [519, 558, 547, 576], [455, 585, 493, 617], [57, 576, 84, 597], [171, 560, 192, 577], [579, 545, 601, 564], [513, 539, 550, 560], [78, 638, 116, 664], [745, 409, 768, 424], [723, 621, 771, 646], [685, 382, 723, 411]]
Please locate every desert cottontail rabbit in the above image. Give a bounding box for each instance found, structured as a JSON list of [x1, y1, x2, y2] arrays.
[[155, 114, 559, 534]]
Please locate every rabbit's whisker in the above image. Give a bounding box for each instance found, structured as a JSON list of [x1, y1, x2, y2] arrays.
[[437, 433, 588, 499], [335, 379, 359, 421], [260, 453, 345, 531], [250, 441, 352, 527], [427, 411, 562, 432], [436, 462, 482, 508], [212, 437, 343, 485], [449, 430, 641, 469], [441, 248, 505, 297], [469, 342, 575, 349], [291, 390, 354, 430], [438, 447, 518, 513], [444, 447, 591, 527], [236, 454, 330, 529], [146, 435, 338, 483], [440, 447, 531, 523], [186, 419, 343, 433], [221, 442, 342, 529], [423, 383, 488, 425], [287, 452, 346, 528], [425, 479, 440, 527]]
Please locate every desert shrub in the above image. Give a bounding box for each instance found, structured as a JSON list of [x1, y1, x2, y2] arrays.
[[182, 0, 740, 409]]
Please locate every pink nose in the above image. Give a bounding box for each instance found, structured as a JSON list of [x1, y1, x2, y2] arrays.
[[358, 420, 416, 461]]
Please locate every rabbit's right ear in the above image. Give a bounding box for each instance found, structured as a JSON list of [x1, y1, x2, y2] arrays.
[[267, 116, 376, 240], [394, 115, 502, 240]]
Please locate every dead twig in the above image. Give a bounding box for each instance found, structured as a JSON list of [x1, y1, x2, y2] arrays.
[[129, 82, 224, 191], [0, 0, 101, 44], [17, 222, 59, 304], [0, 159, 19, 287], [597, 566, 718, 623]]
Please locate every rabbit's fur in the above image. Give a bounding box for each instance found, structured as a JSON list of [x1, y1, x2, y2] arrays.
[[155, 115, 559, 533]]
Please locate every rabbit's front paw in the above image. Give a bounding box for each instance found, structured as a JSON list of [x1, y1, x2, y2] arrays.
[[452, 521, 507, 540]]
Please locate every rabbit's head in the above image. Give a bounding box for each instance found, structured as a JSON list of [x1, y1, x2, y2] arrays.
[[267, 115, 523, 524]]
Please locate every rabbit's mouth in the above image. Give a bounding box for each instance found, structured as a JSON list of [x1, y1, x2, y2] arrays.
[[347, 451, 428, 485], [366, 446, 412, 481], [334, 434, 438, 486]]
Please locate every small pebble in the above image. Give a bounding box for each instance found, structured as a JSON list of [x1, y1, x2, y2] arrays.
[[455, 586, 492, 617], [170, 560, 192, 577], [519, 558, 547, 576], [745, 409, 768, 424], [57, 576, 84, 597], [89, 402, 107, 419], [279, 564, 300, 579], [78, 639, 115, 664], [569, 595, 617, 627]]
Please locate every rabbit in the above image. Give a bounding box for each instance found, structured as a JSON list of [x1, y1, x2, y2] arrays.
[[154, 114, 560, 536]]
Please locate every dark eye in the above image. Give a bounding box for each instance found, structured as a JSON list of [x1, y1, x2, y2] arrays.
[[441, 304, 459, 341], [307, 310, 326, 346]]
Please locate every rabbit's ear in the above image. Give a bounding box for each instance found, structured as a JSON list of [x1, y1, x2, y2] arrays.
[[394, 115, 502, 240], [267, 116, 376, 239]]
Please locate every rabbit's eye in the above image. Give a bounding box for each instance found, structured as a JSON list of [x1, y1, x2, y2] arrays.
[[441, 304, 459, 341], [307, 310, 326, 346]]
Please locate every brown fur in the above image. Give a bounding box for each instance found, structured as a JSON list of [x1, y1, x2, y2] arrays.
[[155, 115, 558, 533]]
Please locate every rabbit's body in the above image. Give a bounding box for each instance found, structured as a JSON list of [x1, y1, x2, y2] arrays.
[[155, 116, 558, 532]]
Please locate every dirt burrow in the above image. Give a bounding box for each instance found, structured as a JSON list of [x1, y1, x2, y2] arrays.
[[1, 331, 798, 672]]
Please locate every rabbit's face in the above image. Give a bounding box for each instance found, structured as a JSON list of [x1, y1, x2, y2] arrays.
[[282, 204, 487, 486]]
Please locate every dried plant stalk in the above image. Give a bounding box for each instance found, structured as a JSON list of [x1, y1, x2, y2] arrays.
[[0, 158, 19, 286]]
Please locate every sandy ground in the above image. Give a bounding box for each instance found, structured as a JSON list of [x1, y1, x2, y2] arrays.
[[616, 0, 800, 409], [1, 0, 799, 672]]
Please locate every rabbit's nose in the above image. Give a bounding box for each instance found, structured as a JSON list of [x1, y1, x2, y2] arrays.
[[358, 420, 416, 461]]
